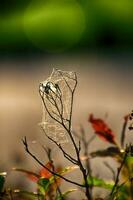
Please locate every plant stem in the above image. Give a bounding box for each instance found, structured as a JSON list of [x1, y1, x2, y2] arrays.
[[110, 152, 128, 198]]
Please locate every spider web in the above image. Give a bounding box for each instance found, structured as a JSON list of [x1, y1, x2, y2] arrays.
[[39, 69, 76, 144]]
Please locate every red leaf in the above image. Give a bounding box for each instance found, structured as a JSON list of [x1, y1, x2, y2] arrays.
[[39, 162, 53, 179], [89, 114, 116, 144]]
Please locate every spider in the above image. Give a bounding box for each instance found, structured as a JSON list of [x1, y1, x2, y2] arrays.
[[44, 82, 51, 94], [39, 81, 60, 97]]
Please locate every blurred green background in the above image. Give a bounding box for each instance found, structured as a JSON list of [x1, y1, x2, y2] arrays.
[[0, 0, 133, 53]]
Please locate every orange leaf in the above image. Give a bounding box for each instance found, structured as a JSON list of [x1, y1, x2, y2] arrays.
[[89, 114, 116, 145], [39, 162, 53, 179]]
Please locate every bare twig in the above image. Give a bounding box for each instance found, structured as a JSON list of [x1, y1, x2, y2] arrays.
[[104, 162, 116, 181], [44, 131, 78, 165], [43, 147, 63, 200], [40, 93, 62, 124], [110, 152, 128, 198], [121, 116, 128, 148], [22, 137, 84, 188], [74, 126, 96, 197]]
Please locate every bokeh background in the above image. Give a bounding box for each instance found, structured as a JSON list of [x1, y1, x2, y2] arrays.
[[0, 0, 133, 198]]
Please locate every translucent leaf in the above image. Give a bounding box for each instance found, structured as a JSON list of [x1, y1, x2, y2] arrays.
[[39, 69, 76, 144]]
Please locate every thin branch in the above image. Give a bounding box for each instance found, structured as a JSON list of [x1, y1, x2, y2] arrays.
[[44, 147, 63, 200], [104, 162, 116, 181], [46, 95, 56, 107], [22, 137, 84, 188], [121, 117, 128, 148], [87, 135, 96, 146], [110, 152, 128, 197], [74, 126, 97, 198], [58, 88, 64, 117], [44, 131, 78, 165], [69, 73, 77, 130], [48, 92, 62, 118], [40, 93, 62, 125], [66, 128, 92, 200], [57, 70, 72, 92]]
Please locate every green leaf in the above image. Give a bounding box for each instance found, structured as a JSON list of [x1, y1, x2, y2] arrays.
[[87, 176, 114, 190], [0, 175, 5, 192], [38, 178, 50, 193], [125, 156, 133, 176], [55, 189, 77, 200], [58, 166, 78, 176], [87, 177, 130, 200]]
